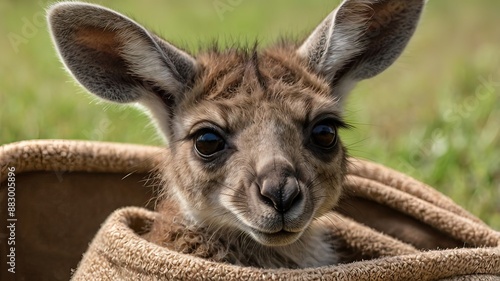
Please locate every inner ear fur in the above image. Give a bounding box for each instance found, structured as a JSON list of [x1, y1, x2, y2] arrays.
[[48, 2, 199, 140], [298, 0, 425, 102], [48, 2, 198, 104], [338, 0, 425, 81]]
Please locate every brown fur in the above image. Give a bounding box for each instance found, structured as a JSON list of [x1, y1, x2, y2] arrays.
[[48, 0, 425, 269], [144, 45, 348, 268]]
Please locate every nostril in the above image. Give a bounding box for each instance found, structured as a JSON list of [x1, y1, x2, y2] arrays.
[[259, 192, 276, 209], [259, 177, 301, 213], [281, 177, 300, 212], [259, 179, 280, 209]]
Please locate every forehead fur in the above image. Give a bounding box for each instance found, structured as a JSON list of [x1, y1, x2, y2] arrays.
[[196, 43, 331, 100], [174, 43, 341, 136]]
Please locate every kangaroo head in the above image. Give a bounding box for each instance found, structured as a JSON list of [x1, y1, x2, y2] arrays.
[[48, 0, 424, 248]]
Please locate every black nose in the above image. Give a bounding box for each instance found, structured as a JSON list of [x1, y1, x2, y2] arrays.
[[259, 174, 301, 213]]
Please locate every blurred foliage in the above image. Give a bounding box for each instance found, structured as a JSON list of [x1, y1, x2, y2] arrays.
[[1, 0, 499, 228]]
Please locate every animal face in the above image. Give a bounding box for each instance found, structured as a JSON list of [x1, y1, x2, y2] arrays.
[[48, 0, 424, 247], [162, 47, 348, 245]]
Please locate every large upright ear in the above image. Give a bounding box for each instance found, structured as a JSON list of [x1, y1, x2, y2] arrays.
[[47, 2, 198, 140], [298, 0, 425, 104]]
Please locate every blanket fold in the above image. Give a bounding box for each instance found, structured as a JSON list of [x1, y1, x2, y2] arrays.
[[1, 140, 499, 281], [72, 207, 500, 281]]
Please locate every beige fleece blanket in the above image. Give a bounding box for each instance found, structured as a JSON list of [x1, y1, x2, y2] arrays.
[[1, 140, 499, 280]]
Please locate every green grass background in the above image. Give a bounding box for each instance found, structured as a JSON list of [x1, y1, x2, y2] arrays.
[[1, 0, 499, 228]]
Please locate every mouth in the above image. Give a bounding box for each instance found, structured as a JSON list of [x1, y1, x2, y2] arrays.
[[249, 227, 304, 246]]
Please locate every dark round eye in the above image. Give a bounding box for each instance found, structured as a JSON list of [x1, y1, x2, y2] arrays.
[[310, 122, 337, 149], [194, 129, 226, 158]]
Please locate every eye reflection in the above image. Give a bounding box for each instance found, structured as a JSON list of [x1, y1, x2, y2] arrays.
[[310, 123, 337, 149], [194, 129, 226, 158]]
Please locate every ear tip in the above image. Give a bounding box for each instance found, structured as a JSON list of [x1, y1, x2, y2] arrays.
[[47, 1, 81, 16], [47, 2, 109, 22], [46, 3, 64, 23], [47, 1, 124, 38], [47, 2, 84, 26]]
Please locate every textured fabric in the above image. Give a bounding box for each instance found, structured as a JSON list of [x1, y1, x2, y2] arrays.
[[1, 140, 499, 281]]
